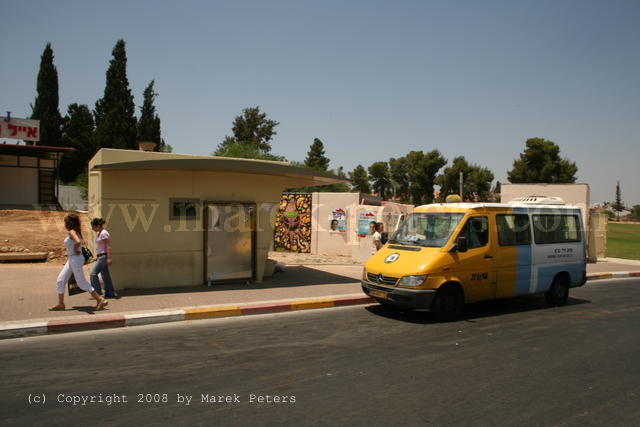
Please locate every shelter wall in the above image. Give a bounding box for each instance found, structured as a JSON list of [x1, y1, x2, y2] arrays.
[[90, 169, 285, 289], [311, 193, 359, 257]]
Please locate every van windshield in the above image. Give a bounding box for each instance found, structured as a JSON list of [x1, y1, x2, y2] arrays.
[[389, 212, 464, 248]]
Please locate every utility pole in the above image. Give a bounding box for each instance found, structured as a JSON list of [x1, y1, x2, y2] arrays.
[[459, 172, 463, 201]]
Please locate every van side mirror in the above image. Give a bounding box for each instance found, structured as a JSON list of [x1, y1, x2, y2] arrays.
[[454, 236, 468, 253]]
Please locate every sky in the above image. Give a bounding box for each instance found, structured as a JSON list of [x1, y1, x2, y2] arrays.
[[2, 0, 639, 205]]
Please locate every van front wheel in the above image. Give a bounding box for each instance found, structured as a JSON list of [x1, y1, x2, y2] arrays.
[[545, 275, 569, 307], [431, 285, 463, 322]]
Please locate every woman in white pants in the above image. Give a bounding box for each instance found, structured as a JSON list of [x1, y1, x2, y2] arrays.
[[49, 214, 108, 311]]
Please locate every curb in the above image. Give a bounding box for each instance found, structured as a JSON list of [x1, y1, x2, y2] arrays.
[[586, 271, 640, 281], [2, 271, 639, 340], [0, 294, 374, 340]]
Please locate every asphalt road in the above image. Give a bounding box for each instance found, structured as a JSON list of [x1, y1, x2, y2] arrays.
[[2, 279, 639, 426]]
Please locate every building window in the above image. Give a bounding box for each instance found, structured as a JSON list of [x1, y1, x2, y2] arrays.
[[497, 214, 531, 246], [170, 198, 199, 220]]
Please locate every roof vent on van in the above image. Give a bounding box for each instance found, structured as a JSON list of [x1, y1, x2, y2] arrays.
[[509, 195, 565, 205]]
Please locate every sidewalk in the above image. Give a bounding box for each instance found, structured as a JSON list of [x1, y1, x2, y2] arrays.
[[1, 256, 639, 339]]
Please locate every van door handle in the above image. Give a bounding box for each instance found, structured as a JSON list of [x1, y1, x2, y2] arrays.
[[484, 255, 493, 259]]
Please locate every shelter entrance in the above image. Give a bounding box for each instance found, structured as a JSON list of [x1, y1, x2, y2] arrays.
[[204, 202, 255, 284]]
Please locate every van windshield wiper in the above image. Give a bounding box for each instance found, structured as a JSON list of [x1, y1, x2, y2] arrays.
[[389, 239, 421, 246]]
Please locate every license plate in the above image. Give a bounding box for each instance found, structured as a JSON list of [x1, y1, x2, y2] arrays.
[[369, 289, 388, 299]]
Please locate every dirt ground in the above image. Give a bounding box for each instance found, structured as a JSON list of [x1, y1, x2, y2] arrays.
[[0, 209, 357, 266], [0, 210, 89, 263]]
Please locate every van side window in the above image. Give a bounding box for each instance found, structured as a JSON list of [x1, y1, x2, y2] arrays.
[[461, 216, 489, 249], [532, 215, 581, 244], [496, 214, 531, 246]]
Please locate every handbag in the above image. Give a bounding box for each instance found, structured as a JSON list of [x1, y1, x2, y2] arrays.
[[81, 246, 93, 264], [67, 275, 85, 296]]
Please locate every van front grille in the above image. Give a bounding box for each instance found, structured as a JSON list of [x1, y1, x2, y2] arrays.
[[367, 273, 399, 286]]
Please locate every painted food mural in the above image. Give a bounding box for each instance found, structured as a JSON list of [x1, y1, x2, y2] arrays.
[[274, 193, 312, 253]]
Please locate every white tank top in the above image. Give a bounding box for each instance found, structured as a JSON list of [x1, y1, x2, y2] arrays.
[[64, 235, 83, 257]]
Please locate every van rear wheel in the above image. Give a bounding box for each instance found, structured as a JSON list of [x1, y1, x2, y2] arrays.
[[431, 285, 463, 322], [545, 275, 569, 307]]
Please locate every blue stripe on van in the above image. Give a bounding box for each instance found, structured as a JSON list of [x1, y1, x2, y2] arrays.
[[511, 207, 533, 296], [515, 245, 532, 296], [536, 262, 585, 292]]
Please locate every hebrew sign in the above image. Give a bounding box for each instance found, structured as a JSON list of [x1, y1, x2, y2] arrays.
[[0, 117, 40, 141]]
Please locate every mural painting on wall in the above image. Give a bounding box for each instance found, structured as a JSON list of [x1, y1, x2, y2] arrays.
[[274, 193, 312, 253]]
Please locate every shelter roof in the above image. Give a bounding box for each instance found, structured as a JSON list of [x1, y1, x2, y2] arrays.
[[90, 149, 347, 187]]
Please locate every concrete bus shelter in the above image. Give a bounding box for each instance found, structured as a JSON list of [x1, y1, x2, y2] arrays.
[[88, 148, 346, 290]]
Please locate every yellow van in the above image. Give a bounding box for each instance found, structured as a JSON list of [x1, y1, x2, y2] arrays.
[[361, 198, 587, 321]]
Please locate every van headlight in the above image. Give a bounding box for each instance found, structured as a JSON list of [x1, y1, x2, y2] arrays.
[[398, 275, 428, 287]]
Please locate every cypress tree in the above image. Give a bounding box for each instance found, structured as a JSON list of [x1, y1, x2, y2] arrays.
[[94, 39, 137, 150], [612, 181, 625, 217], [31, 43, 62, 146], [304, 138, 330, 171], [137, 80, 162, 150]]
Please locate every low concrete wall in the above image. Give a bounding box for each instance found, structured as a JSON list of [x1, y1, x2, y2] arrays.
[[310, 192, 413, 263], [58, 185, 87, 211], [501, 183, 590, 224], [588, 211, 607, 259]]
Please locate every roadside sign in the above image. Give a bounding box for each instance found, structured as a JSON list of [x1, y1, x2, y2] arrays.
[[0, 116, 40, 141]]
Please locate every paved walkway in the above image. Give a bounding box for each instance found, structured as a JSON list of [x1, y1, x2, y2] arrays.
[[0, 256, 638, 332], [0, 263, 363, 323]]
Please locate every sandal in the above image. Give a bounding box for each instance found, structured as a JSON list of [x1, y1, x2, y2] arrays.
[[95, 299, 109, 311], [49, 304, 65, 311]]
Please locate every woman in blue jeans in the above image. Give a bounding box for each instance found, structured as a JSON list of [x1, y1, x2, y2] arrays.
[[90, 218, 117, 298]]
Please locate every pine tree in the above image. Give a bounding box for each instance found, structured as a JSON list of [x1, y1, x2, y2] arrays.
[[406, 150, 447, 205], [436, 156, 494, 202], [30, 43, 62, 146], [368, 162, 392, 199], [137, 80, 162, 150], [349, 165, 371, 193], [507, 138, 577, 183], [59, 104, 96, 183], [304, 138, 330, 171], [94, 39, 137, 150], [325, 166, 350, 192], [389, 157, 410, 201], [215, 107, 279, 154]]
